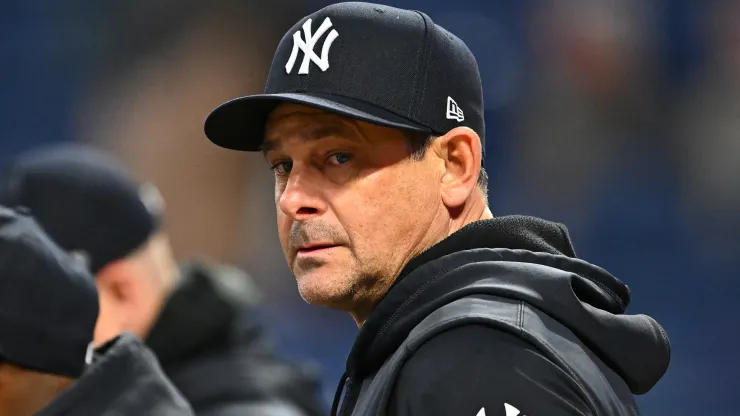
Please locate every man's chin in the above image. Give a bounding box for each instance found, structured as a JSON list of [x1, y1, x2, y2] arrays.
[[295, 269, 354, 309]]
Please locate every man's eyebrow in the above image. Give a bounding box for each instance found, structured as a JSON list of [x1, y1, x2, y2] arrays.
[[261, 123, 358, 155]]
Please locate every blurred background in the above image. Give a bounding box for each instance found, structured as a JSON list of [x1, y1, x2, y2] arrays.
[[1, 0, 737, 414]]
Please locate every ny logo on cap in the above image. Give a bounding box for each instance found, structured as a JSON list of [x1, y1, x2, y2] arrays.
[[285, 17, 339, 75]]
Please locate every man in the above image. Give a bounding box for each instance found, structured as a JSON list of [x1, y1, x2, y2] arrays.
[[0, 144, 179, 347], [0, 205, 192, 416], [203, 2, 672, 416], [0, 144, 325, 416]]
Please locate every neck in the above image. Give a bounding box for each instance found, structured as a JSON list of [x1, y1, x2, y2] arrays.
[[448, 193, 493, 234], [350, 303, 375, 327], [350, 194, 492, 327]]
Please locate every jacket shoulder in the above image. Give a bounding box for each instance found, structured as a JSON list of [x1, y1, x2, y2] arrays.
[[389, 324, 597, 416]]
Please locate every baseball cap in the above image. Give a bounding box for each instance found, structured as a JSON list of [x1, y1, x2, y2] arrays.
[[0, 205, 98, 378], [204, 1, 485, 152], [0, 144, 164, 274]]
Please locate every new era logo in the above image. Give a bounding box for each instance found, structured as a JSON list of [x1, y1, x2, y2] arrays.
[[285, 17, 339, 75], [446, 96, 464, 122]]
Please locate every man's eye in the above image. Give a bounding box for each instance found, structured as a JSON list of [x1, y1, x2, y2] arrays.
[[328, 153, 352, 165], [270, 161, 292, 175]]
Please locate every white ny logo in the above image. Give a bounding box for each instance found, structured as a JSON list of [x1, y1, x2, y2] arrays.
[[285, 17, 339, 75]]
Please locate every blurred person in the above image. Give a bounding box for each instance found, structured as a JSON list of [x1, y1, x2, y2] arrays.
[[672, 0, 740, 224], [204, 2, 671, 416], [0, 144, 326, 416], [666, 0, 740, 271], [0, 144, 179, 347], [0, 205, 192, 416], [512, 0, 660, 227]]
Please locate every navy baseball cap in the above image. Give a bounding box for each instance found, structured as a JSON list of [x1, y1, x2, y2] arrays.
[[0, 144, 164, 274], [204, 1, 485, 152], [0, 205, 98, 378]]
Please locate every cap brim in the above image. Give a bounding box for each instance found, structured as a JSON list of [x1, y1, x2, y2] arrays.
[[204, 92, 432, 151]]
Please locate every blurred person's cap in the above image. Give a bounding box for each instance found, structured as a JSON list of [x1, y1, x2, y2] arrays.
[[0, 144, 164, 274], [204, 1, 485, 153], [0, 205, 98, 378]]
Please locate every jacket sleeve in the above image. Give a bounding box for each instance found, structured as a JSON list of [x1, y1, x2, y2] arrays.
[[388, 325, 594, 416]]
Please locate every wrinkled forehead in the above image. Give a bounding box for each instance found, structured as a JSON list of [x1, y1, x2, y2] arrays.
[[263, 104, 360, 153]]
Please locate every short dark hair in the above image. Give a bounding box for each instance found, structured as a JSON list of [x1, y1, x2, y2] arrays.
[[403, 131, 488, 197]]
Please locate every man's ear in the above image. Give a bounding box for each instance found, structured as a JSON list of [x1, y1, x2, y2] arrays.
[[433, 127, 482, 209], [96, 261, 138, 305]]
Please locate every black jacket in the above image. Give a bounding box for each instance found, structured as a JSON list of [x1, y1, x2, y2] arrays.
[[332, 216, 671, 416], [146, 260, 326, 416], [37, 333, 194, 416]]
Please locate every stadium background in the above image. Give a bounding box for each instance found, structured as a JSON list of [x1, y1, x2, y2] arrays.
[[1, 0, 737, 414]]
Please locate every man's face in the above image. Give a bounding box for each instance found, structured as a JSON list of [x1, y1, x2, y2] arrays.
[[264, 104, 447, 313], [93, 231, 178, 345], [0, 362, 74, 416]]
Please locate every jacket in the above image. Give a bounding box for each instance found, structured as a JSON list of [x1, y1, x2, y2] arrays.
[[331, 216, 671, 416], [38, 333, 194, 416]]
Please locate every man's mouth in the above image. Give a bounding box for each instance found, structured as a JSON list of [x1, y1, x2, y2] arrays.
[[297, 243, 337, 255]]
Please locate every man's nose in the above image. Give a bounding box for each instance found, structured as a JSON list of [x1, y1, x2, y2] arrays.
[[278, 167, 327, 221]]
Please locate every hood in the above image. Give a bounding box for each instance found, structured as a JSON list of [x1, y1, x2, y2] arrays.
[[347, 216, 670, 395], [146, 260, 263, 369], [37, 333, 193, 416], [145, 260, 326, 416]]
